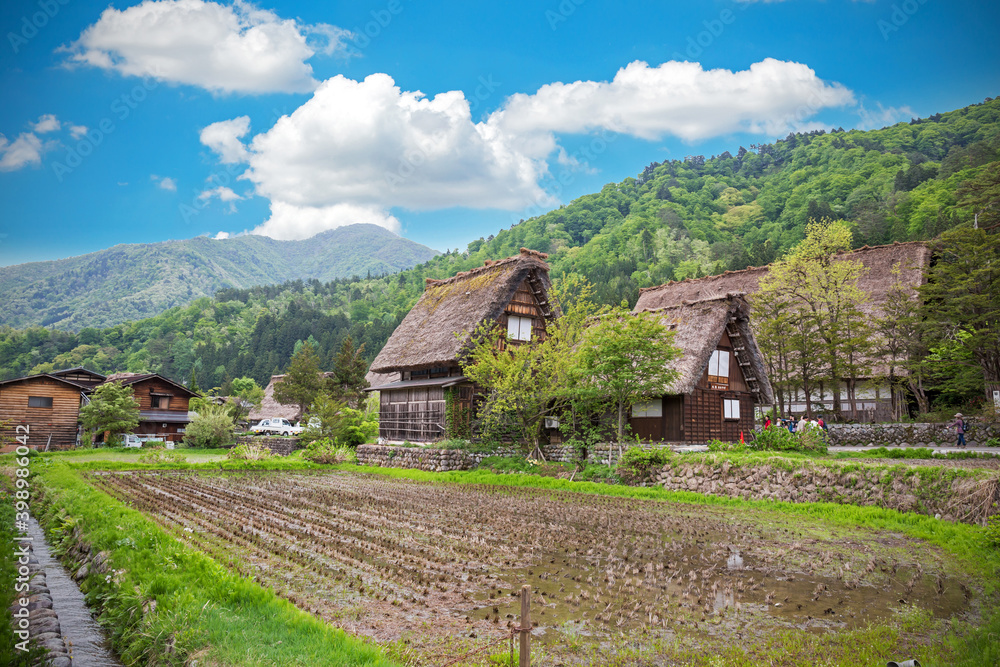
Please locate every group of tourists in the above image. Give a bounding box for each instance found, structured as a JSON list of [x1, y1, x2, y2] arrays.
[[763, 415, 828, 434]]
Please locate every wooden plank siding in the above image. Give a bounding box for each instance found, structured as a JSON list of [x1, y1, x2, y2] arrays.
[[497, 278, 548, 343], [127, 378, 192, 442], [0, 378, 84, 451], [379, 386, 448, 442]]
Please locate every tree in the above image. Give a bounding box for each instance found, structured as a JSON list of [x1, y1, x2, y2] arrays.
[[918, 224, 1000, 406], [302, 393, 378, 447], [184, 404, 235, 448], [273, 341, 323, 422], [229, 376, 264, 422], [573, 309, 680, 456], [80, 381, 139, 446], [327, 336, 369, 408]]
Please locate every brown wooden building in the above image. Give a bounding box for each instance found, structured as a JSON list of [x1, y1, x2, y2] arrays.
[[0, 367, 105, 451], [103, 373, 197, 443], [366, 248, 555, 442], [626, 295, 774, 444]]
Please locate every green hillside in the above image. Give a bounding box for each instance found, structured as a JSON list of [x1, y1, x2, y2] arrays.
[[0, 224, 438, 330], [1, 97, 996, 388]]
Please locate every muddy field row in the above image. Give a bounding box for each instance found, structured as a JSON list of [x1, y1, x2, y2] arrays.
[[90, 470, 974, 664]]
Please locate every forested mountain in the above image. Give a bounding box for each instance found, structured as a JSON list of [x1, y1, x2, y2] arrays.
[[2, 97, 997, 389], [0, 224, 438, 330]]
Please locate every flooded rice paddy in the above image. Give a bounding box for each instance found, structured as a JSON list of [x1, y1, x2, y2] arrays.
[[91, 470, 982, 665]]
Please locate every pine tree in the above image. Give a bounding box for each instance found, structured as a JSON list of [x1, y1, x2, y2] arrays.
[[328, 336, 369, 408], [274, 341, 323, 422]]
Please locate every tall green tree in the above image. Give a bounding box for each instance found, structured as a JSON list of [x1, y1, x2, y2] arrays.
[[918, 224, 999, 405], [573, 309, 680, 456], [80, 381, 139, 446], [273, 341, 323, 422], [229, 376, 264, 422], [327, 336, 369, 408]]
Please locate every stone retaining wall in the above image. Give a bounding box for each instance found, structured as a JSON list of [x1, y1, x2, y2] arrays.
[[356, 443, 670, 471], [825, 421, 999, 447], [232, 435, 302, 456], [653, 460, 999, 524]]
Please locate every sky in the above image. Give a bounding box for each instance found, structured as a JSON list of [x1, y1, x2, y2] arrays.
[[1, 0, 998, 266]]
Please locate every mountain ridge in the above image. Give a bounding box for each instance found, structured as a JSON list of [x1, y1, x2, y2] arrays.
[[0, 224, 438, 330]]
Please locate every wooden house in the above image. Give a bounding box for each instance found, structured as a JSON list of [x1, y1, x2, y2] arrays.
[[0, 367, 105, 451], [367, 248, 555, 442], [627, 295, 774, 444], [634, 242, 930, 421], [100, 373, 198, 443]]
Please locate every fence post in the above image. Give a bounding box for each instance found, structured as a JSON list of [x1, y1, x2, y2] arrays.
[[519, 584, 531, 667]]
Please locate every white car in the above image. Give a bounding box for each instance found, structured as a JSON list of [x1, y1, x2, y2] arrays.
[[123, 433, 143, 448], [250, 418, 298, 436]]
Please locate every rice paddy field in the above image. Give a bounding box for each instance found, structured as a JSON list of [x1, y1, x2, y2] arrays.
[[87, 469, 996, 666]]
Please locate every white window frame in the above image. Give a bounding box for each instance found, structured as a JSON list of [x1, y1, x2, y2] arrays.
[[708, 350, 730, 379], [507, 315, 533, 342], [631, 398, 663, 418], [723, 398, 740, 420]]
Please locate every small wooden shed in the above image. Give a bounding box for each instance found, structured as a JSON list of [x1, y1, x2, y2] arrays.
[[367, 248, 555, 442], [628, 294, 774, 444], [0, 371, 99, 450]]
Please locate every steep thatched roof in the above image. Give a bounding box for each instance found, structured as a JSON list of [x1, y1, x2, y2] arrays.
[[635, 241, 930, 318], [370, 248, 554, 373], [248, 372, 335, 422], [634, 294, 775, 404]]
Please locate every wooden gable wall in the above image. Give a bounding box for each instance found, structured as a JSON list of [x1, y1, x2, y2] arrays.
[[497, 277, 548, 342], [0, 378, 83, 450], [129, 378, 191, 413]]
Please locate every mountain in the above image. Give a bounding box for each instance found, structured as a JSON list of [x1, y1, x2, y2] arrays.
[[0, 97, 997, 386], [0, 225, 438, 330]]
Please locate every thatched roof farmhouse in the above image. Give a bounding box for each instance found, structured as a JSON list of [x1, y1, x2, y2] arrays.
[[368, 248, 555, 442]]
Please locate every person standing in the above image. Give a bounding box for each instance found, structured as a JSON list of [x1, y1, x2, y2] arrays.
[[951, 413, 967, 448]]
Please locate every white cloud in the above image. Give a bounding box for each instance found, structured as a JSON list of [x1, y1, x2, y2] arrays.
[[69, 125, 88, 139], [33, 114, 61, 134], [251, 201, 401, 240], [151, 174, 177, 191], [200, 116, 251, 163], [213, 231, 230, 239], [62, 0, 351, 94], [201, 61, 855, 240], [198, 185, 242, 202], [0, 133, 44, 171], [491, 59, 855, 142], [856, 101, 915, 130]]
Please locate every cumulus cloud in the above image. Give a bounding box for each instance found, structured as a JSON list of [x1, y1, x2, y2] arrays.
[[69, 125, 88, 139], [33, 114, 61, 133], [198, 185, 242, 202], [62, 0, 351, 94], [213, 231, 230, 239], [491, 59, 855, 142], [0, 133, 44, 171], [151, 174, 177, 191], [201, 60, 854, 240], [200, 116, 251, 163]]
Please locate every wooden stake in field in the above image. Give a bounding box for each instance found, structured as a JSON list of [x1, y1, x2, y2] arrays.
[[519, 584, 531, 667]]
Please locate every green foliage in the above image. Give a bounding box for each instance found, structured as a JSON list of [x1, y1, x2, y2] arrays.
[[616, 446, 673, 484], [79, 381, 139, 446], [137, 449, 187, 465], [986, 508, 1000, 549], [303, 397, 378, 447], [273, 340, 323, 422], [228, 376, 263, 422], [183, 404, 235, 448], [226, 442, 273, 461], [302, 438, 358, 465], [326, 335, 369, 408], [736, 425, 829, 454]]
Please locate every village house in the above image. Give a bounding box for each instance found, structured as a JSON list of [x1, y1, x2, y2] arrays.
[[0, 368, 196, 450], [634, 241, 930, 421], [366, 248, 555, 442], [626, 294, 774, 444]]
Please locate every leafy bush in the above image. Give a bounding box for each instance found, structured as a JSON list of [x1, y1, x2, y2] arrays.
[[302, 398, 378, 447], [184, 404, 235, 448], [986, 508, 1000, 549], [138, 450, 187, 465], [142, 440, 165, 450], [746, 424, 828, 454], [616, 446, 672, 484], [227, 443, 273, 461], [302, 438, 357, 464]]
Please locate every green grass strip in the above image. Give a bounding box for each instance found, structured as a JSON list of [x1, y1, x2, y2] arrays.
[[27, 460, 400, 667]]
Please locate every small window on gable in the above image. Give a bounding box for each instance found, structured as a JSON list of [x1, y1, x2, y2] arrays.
[[723, 398, 740, 420], [151, 396, 170, 409], [631, 398, 663, 418], [28, 396, 53, 408], [708, 349, 730, 388], [507, 315, 533, 342]]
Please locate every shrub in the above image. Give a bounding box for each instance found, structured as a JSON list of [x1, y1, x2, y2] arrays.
[[746, 424, 828, 454], [227, 443, 273, 461], [142, 440, 165, 450], [302, 399, 378, 447], [184, 404, 235, 448], [986, 507, 1000, 550], [302, 438, 357, 464], [616, 446, 672, 484], [138, 450, 187, 465]]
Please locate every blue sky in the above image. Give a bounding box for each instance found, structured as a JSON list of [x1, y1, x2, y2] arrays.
[[1, 0, 997, 266]]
